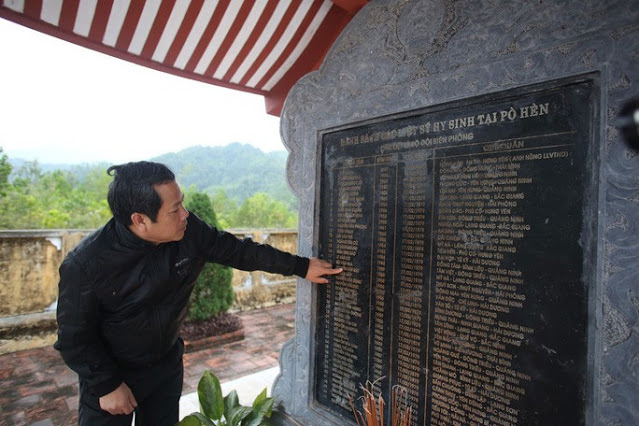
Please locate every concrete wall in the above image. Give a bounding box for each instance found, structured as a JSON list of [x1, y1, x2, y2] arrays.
[[0, 229, 298, 317], [0, 230, 86, 316], [230, 229, 299, 311]]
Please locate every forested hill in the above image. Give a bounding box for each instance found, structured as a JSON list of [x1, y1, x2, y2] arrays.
[[152, 143, 297, 209], [0, 143, 298, 229]]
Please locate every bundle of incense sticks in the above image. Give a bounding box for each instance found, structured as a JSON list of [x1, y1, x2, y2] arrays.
[[350, 381, 413, 426]]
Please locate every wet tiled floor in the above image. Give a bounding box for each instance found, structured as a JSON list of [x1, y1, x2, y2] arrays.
[[0, 303, 295, 426]]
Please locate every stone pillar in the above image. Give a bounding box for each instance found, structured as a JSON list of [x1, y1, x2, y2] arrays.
[[273, 1, 639, 424]]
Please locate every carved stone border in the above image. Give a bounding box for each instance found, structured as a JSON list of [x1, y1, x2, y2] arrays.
[[273, 1, 639, 424]]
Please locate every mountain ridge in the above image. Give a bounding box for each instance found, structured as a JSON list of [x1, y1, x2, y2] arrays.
[[8, 143, 296, 209], [151, 143, 296, 208]]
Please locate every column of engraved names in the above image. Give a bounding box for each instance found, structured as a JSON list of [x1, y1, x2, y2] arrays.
[[318, 164, 337, 403], [430, 153, 534, 426], [369, 158, 396, 396], [396, 162, 428, 422], [329, 167, 365, 409]]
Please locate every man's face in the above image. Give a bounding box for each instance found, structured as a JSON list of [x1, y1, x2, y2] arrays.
[[144, 181, 189, 244]]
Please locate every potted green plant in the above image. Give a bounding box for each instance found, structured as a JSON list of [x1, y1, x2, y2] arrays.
[[177, 370, 274, 426]]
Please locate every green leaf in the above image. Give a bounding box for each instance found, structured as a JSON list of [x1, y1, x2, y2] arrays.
[[175, 414, 200, 426], [242, 414, 263, 426], [252, 389, 267, 409], [224, 390, 240, 419], [191, 413, 217, 426], [227, 405, 252, 426], [254, 396, 274, 419], [198, 370, 224, 420], [176, 413, 211, 426], [243, 397, 274, 426]]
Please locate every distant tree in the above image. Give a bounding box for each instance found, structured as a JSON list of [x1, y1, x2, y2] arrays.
[[11, 160, 43, 190], [235, 192, 298, 228], [0, 147, 11, 197], [184, 190, 235, 321], [0, 159, 43, 228], [0, 159, 111, 229], [209, 189, 238, 229], [0, 146, 299, 230], [64, 167, 111, 228], [0, 188, 41, 228], [80, 165, 112, 202]]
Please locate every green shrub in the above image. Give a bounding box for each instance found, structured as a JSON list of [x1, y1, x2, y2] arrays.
[[185, 191, 235, 322]]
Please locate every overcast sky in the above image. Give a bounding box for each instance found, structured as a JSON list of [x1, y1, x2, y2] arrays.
[[0, 18, 285, 165]]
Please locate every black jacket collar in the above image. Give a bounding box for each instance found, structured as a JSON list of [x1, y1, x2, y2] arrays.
[[113, 219, 156, 250]]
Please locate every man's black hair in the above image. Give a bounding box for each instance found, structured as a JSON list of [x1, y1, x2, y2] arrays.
[[106, 161, 175, 225]]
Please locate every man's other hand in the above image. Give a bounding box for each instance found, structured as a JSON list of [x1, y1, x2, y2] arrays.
[[305, 257, 343, 284], [99, 382, 138, 415]]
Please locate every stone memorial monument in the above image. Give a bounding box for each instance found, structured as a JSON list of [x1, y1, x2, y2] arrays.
[[272, 1, 639, 425]]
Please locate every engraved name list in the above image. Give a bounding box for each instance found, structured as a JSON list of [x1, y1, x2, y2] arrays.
[[315, 78, 595, 425]]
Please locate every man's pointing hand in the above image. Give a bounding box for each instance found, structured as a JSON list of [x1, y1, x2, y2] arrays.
[[305, 257, 343, 284]]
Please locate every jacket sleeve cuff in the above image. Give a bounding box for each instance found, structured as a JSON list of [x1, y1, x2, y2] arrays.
[[293, 256, 310, 279], [92, 376, 123, 398]]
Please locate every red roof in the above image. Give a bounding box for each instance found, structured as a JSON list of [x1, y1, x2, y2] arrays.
[[0, 0, 367, 116]]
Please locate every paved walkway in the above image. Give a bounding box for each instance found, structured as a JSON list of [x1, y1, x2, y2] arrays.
[[0, 303, 296, 426]]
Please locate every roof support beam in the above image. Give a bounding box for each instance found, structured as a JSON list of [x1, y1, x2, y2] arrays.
[[1, 1, 369, 117], [331, 0, 369, 14]]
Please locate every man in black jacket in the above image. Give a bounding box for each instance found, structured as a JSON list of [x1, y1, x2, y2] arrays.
[[54, 161, 342, 426]]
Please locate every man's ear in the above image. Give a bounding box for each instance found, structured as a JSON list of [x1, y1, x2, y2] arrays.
[[130, 213, 148, 232]]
